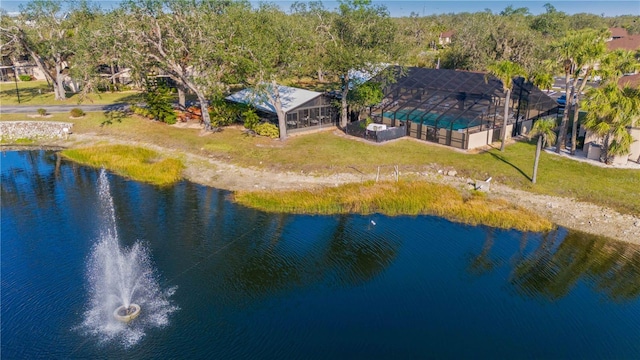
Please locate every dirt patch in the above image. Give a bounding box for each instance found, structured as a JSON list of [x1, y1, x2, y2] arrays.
[[26, 114, 53, 118], [18, 132, 640, 245]]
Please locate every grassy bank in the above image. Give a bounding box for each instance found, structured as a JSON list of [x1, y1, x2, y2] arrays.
[[1, 113, 638, 215], [61, 145, 184, 186], [235, 180, 554, 232]]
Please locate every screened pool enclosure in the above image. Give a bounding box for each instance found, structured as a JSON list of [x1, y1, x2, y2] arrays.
[[367, 67, 558, 149], [226, 85, 337, 134]]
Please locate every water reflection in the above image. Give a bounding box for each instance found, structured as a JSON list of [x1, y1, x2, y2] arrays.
[[509, 230, 640, 301], [467, 228, 500, 276], [322, 215, 398, 286]]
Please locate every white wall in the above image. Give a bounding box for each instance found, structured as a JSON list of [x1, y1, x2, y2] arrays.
[[467, 130, 492, 149], [629, 127, 640, 163]]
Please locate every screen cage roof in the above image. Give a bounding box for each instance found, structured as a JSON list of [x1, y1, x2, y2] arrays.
[[372, 67, 558, 130]]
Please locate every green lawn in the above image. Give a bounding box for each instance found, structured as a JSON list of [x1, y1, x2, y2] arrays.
[[0, 80, 143, 105], [2, 112, 638, 215]]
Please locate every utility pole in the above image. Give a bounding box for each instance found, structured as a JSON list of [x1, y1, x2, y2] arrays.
[[12, 66, 21, 104]]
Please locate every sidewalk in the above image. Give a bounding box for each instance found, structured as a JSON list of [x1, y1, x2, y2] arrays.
[[545, 146, 640, 169]]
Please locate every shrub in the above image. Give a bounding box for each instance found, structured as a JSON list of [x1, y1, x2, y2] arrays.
[[254, 122, 280, 138], [358, 117, 373, 129], [37, 108, 47, 116], [242, 109, 260, 130], [130, 105, 151, 118], [208, 98, 243, 128], [145, 86, 176, 124], [70, 108, 85, 117], [164, 114, 177, 125], [18, 74, 32, 81]]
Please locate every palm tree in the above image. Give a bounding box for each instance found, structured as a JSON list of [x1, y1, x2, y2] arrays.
[[553, 31, 580, 153], [568, 29, 608, 155], [531, 71, 554, 92], [486, 60, 527, 152], [582, 83, 640, 163], [530, 59, 557, 93], [596, 49, 640, 82], [529, 117, 557, 184], [552, 29, 615, 154]]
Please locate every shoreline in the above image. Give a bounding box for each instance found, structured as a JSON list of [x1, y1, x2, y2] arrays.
[[3, 133, 640, 245]]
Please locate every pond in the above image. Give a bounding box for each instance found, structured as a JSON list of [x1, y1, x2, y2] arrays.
[[2, 150, 640, 359]]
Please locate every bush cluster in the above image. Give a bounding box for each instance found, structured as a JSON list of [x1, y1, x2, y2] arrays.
[[145, 86, 177, 125], [130, 105, 151, 118], [70, 108, 85, 117], [207, 99, 245, 128], [254, 123, 279, 138], [18, 74, 33, 81], [242, 109, 260, 130]]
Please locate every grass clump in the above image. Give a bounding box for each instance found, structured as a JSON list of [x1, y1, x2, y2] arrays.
[[234, 180, 554, 232], [61, 145, 184, 186], [70, 108, 85, 117], [12, 138, 36, 145]]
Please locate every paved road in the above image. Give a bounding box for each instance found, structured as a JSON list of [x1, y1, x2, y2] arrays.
[[552, 76, 599, 94], [0, 103, 130, 114]]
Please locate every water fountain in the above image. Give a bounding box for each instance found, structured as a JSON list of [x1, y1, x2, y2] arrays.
[[80, 169, 176, 346]]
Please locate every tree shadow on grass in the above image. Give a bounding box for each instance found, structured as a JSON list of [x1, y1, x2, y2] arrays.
[[1, 86, 143, 105], [0, 84, 52, 104], [69, 92, 143, 105], [488, 151, 532, 182]]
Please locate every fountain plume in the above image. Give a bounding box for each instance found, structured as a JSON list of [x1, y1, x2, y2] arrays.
[[80, 169, 176, 347]]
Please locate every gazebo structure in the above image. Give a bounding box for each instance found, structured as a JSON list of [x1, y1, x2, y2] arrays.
[[368, 67, 558, 150], [226, 85, 337, 134]]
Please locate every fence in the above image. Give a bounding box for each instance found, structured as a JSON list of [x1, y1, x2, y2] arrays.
[[346, 120, 406, 143]]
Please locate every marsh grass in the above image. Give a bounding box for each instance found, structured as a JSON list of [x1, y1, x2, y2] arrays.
[[235, 181, 554, 232], [61, 145, 184, 186]]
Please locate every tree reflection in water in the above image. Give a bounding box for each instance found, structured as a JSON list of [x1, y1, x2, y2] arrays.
[[467, 228, 499, 276], [227, 214, 399, 295], [508, 229, 640, 301]]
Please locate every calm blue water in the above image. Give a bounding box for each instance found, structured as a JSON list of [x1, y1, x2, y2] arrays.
[[385, 109, 475, 130], [2, 150, 640, 359]]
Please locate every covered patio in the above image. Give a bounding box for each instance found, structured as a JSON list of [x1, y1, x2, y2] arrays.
[[226, 85, 338, 133]]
